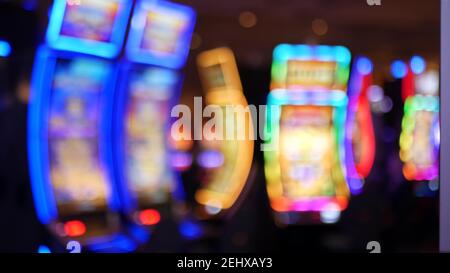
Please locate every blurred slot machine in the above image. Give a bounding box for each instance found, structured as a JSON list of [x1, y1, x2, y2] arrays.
[[346, 57, 376, 192], [399, 56, 439, 196], [28, 0, 146, 252], [264, 44, 353, 225], [185, 47, 254, 239], [113, 0, 196, 232]]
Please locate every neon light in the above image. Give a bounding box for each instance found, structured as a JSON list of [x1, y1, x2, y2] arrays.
[[138, 209, 161, 226], [179, 220, 202, 240], [410, 55, 426, 75], [0, 40, 11, 57], [46, 0, 132, 58], [356, 57, 373, 75], [64, 220, 86, 237], [126, 0, 196, 68], [346, 56, 376, 185], [391, 60, 408, 79], [38, 245, 52, 253]]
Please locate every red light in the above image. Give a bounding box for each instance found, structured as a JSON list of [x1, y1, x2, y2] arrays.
[[139, 209, 161, 226], [64, 220, 86, 237]]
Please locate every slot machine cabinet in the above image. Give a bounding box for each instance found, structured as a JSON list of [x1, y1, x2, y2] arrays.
[[28, 0, 147, 252], [346, 57, 376, 193], [185, 47, 254, 238], [113, 0, 196, 234], [264, 44, 352, 225], [399, 58, 439, 194]]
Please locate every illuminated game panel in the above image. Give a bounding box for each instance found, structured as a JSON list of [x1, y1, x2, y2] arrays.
[[279, 106, 334, 197], [197, 47, 243, 92], [274, 105, 348, 212], [123, 68, 176, 206], [400, 96, 439, 181], [46, 0, 132, 58], [286, 60, 337, 90], [127, 0, 196, 68], [48, 58, 111, 215], [271, 44, 351, 91], [61, 0, 120, 43], [142, 6, 188, 55]]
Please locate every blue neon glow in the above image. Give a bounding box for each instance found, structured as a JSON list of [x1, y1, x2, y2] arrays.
[[46, 0, 132, 58], [28, 47, 58, 224], [356, 57, 373, 75], [87, 234, 137, 253], [410, 55, 426, 75], [0, 40, 11, 57], [391, 60, 408, 79], [179, 220, 203, 240], [38, 245, 52, 253], [126, 0, 196, 68]]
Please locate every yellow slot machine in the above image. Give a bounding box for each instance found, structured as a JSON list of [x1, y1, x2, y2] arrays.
[[178, 47, 254, 240]]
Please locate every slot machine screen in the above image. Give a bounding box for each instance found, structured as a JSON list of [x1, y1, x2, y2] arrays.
[[201, 64, 227, 90], [286, 60, 337, 89], [139, 3, 192, 56], [48, 57, 112, 215], [278, 105, 338, 200], [122, 67, 178, 206], [59, 0, 123, 43]]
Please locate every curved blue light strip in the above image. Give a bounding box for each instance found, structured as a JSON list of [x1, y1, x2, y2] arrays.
[[46, 0, 133, 58], [28, 47, 58, 224]]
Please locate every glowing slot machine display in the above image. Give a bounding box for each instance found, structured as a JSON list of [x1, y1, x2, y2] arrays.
[[399, 57, 439, 184], [195, 47, 254, 219], [28, 0, 146, 252], [264, 44, 352, 225], [113, 0, 196, 228]]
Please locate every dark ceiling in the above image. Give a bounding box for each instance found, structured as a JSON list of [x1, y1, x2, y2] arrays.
[[1, 0, 441, 89]]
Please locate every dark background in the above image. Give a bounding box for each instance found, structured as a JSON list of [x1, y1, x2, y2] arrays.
[[0, 0, 440, 252]]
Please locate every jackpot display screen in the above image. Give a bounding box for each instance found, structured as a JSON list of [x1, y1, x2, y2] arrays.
[[121, 67, 178, 206], [286, 60, 337, 90], [278, 106, 336, 198], [48, 57, 111, 214], [140, 5, 188, 55], [60, 0, 121, 43], [126, 0, 195, 68]]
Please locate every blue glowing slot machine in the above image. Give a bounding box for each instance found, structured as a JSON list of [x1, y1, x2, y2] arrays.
[[28, 0, 147, 252], [113, 0, 196, 230]]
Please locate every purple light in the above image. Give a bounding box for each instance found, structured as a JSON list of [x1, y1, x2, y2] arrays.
[[197, 150, 224, 169]]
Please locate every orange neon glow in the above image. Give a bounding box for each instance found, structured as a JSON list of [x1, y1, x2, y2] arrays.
[[64, 220, 86, 237], [196, 47, 254, 214], [138, 209, 161, 226]]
